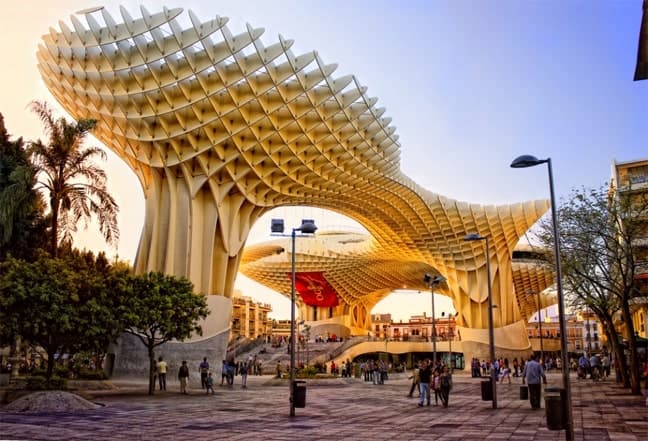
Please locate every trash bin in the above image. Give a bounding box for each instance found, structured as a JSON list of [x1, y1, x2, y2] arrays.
[[293, 380, 306, 408], [481, 378, 493, 401], [544, 387, 566, 430], [519, 385, 528, 400]]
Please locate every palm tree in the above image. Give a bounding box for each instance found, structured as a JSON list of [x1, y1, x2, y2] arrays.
[[28, 101, 119, 257], [0, 113, 48, 260]]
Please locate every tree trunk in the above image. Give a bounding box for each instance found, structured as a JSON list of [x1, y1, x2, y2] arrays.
[[46, 347, 56, 380], [622, 301, 641, 395], [148, 344, 155, 395], [50, 197, 59, 257], [603, 317, 629, 386], [608, 331, 629, 386]]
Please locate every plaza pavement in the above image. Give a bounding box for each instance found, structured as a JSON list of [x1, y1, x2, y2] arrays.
[[1, 371, 647, 441]]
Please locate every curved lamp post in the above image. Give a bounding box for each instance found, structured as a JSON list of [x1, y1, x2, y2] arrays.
[[442, 311, 459, 372], [424, 274, 445, 366], [271, 218, 317, 417], [511, 155, 573, 440], [530, 290, 545, 366], [464, 233, 497, 409]]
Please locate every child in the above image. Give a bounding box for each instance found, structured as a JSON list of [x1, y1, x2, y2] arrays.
[[433, 368, 441, 406], [206, 372, 215, 394]]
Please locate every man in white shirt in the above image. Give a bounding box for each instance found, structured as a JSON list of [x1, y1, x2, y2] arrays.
[[522, 354, 547, 409]]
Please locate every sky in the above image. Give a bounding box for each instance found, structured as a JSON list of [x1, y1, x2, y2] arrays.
[[1, 0, 646, 321]]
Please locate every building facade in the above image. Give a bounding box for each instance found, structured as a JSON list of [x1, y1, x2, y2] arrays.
[[230, 291, 273, 341], [611, 159, 648, 340], [526, 309, 608, 357]]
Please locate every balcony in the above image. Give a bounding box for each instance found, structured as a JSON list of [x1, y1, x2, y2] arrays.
[[636, 260, 648, 276]]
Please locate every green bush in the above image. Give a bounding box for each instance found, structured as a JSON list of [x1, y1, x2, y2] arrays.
[[26, 375, 67, 390], [54, 366, 71, 378], [296, 366, 319, 378], [313, 361, 326, 373], [30, 367, 47, 377]]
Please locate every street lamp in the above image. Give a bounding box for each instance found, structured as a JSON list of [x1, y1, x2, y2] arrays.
[[304, 323, 311, 365], [271, 218, 317, 417], [511, 155, 573, 440], [442, 312, 458, 372], [424, 274, 445, 366], [297, 320, 305, 367], [464, 233, 497, 409], [530, 290, 545, 366]]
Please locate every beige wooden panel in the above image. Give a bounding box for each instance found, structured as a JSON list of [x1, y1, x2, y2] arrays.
[[37, 7, 550, 337]]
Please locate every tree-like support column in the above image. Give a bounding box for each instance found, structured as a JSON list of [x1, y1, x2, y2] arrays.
[[112, 168, 264, 377]]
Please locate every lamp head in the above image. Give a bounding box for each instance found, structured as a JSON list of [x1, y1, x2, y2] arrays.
[[297, 219, 318, 234], [510, 155, 548, 168], [424, 273, 445, 286], [432, 275, 445, 285], [270, 218, 285, 233], [464, 233, 484, 242]]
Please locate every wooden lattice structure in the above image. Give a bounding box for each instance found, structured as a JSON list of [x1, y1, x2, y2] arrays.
[[37, 6, 551, 352]]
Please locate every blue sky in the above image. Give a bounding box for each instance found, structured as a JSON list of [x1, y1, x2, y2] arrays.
[[1, 1, 646, 320]]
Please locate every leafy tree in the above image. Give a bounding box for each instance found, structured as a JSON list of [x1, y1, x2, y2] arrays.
[[28, 101, 119, 257], [536, 185, 648, 394], [120, 272, 209, 395], [0, 113, 48, 261], [0, 252, 92, 378], [0, 250, 130, 379], [59, 248, 131, 370]]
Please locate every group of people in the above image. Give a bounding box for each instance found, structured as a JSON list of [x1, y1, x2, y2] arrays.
[[469, 357, 530, 380], [151, 356, 251, 394], [359, 359, 390, 384], [576, 352, 611, 380], [220, 358, 253, 388], [329, 359, 354, 377], [468, 354, 548, 409], [408, 359, 453, 408]]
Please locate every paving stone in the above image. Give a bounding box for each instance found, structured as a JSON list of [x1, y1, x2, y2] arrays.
[[1, 371, 646, 440]]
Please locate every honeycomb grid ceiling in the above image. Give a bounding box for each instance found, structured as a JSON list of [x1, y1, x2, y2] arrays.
[[37, 6, 551, 331]]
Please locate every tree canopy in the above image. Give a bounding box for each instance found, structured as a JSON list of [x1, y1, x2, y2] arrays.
[[28, 101, 119, 256], [536, 184, 648, 394], [120, 272, 209, 394], [0, 113, 48, 260], [0, 250, 125, 378]]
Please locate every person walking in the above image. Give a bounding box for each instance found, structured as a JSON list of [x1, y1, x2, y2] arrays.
[[418, 360, 432, 407], [199, 357, 210, 389], [240, 361, 248, 388], [500, 359, 512, 384], [157, 356, 167, 391], [205, 372, 215, 394], [221, 360, 228, 385], [178, 360, 190, 394], [522, 354, 547, 409], [439, 365, 452, 407], [601, 353, 611, 379], [275, 361, 282, 379], [408, 361, 420, 398], [513, 358, 519, 377], [432, 367, 441, 406]]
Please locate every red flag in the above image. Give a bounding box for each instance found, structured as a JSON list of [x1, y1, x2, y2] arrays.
[[286, 271, 339, 307]]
